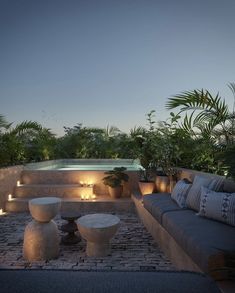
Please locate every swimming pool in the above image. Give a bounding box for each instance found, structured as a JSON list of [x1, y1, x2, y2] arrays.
[[24, 159, 142, 196], [26, 159, 143, 171]]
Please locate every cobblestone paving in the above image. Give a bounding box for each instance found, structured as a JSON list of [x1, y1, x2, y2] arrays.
[[0, 212, 176, 271]]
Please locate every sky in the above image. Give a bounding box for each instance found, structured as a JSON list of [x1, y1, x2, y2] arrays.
[[1, 0, 235, 137]]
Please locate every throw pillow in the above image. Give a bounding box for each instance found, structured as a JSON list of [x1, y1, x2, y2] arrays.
[[186, 175, 216, 211], [171, 179, 192, 208], [198, 186, 235, 226]]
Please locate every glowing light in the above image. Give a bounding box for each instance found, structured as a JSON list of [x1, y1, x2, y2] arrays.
[[8, 194, 13, 201], [0, 208, 4, 215], [81, 193, 96, 200], [80, 181, 84, 186], [17, 180, 21, 186]]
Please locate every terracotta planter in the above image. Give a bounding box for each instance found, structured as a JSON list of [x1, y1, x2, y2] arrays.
[[138, 181, 155, 195], [108, 186, 123, 198], [155, 175, 170, 193]]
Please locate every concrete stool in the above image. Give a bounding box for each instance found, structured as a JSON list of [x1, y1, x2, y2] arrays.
[[23, 197, 61, 261], [77, 213, 120, 257]]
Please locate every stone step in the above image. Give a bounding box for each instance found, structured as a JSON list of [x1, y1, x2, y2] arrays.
[[5, 196, 135, 213], [14, 184, 96, 198], [20, 170, 139, 197], [21, 170, 107, 185]]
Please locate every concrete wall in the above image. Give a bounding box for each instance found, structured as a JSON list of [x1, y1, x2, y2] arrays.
[[0, 165, 24, 210]]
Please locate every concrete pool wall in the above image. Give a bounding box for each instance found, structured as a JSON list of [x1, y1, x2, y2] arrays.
[[0, 165, 24, 211]]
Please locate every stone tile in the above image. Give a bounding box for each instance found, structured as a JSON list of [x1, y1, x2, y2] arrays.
[[0, 211, 176, 272]]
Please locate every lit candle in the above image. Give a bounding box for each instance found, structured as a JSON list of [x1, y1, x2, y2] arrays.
[[0, 208, 4, 215], [81, 194, 84, 200], [8, 194, 12, 201], [92, 195, 96, 199], [17, 180, 20, 186], [85, 194, 89, 200]]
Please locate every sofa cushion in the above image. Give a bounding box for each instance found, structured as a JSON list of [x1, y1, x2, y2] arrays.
[[171, 179, 192, 208], [0, 270, 221, 293], [143, 193, 182, 224], [186, 175, 217, 211], [198, 187, 235, 226], [162, 209, 235, 275]]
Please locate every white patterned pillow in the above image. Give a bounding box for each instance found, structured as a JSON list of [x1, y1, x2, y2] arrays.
[[171, 179, 192, 208], [186, 175, 218, 211], [198, 187, 235, 226]]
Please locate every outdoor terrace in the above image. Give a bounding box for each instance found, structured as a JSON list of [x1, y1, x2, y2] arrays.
[[0, 163, 234, 292]]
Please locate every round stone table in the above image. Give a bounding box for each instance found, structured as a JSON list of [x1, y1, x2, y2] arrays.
[[23, 197, 61, 261], [77, 213, 120, 257]]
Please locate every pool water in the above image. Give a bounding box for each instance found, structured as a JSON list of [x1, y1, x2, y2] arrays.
[[56, 165, 142, 171], [27, 159, 143, 171]]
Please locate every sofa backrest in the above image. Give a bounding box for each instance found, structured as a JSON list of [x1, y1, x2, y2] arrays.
[[176, 168, 235, 193]]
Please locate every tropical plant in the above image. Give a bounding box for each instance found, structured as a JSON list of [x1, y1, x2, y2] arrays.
[[57, 123, 134, 159], [0, 117, 55, 166], [166, 84, 235, 143], [166, 83, 235, 177], [0, 115, 11, 131], [102, 167, 129, 188], [130, 111, 159, 181]]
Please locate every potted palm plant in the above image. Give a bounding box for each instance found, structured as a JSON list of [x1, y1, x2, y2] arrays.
[[138, 156, 156, 195], [131, 111, 158, 195], [102, 167, 129, 198]]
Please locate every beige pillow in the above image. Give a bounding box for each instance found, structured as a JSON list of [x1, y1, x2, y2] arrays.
[[198, 187, 235, 226], [171, 179, 192, 208], [186, 175, 216, 211]]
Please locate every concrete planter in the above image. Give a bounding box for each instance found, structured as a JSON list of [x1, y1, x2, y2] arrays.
[[155, 175, 170, 193], [138, 181, 155, 195], [108, 186, 123, 198]]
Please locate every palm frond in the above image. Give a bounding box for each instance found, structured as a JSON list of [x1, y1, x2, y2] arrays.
[[0, 114, 12, 130], [10, 121, 43, 136], [166, 89, 228, 117], [105, 125, 120, 137], [130, 126, 146, 137]]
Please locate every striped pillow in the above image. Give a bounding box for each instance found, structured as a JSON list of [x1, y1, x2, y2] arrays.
[[198, 187, 235, 226], [186, 175, 218, 211], [171, 179, 192, 208]]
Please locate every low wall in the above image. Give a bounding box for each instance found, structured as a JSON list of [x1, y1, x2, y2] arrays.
[[0, 165, 24, 210]]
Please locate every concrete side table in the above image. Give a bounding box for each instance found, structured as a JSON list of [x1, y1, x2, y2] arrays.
[[77, 213, 120, 257], [61, 211, 81, 245], [23, 197, 61, 261]]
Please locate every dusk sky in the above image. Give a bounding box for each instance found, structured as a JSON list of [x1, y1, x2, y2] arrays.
[[1, 0, 235, 136]]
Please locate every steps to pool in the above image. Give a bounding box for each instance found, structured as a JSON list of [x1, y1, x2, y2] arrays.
[[14, 184, 93, 198], [5, 164, 139, 213]]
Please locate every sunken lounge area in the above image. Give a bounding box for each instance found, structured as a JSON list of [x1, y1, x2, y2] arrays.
[[0, 160, 234, 292]]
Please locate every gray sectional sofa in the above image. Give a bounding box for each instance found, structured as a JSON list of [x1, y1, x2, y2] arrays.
[[132, 169, 235, 281]]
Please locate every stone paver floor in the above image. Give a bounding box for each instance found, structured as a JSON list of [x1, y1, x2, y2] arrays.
[[0, 212, 176, 271]]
